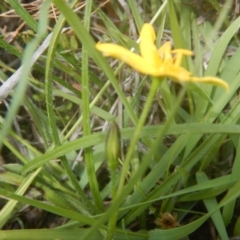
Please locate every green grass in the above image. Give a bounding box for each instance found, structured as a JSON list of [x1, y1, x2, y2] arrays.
[[0, 0, 240, 239]]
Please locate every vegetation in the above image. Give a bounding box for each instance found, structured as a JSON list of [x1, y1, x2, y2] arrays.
[[0, 0, 240, 239]]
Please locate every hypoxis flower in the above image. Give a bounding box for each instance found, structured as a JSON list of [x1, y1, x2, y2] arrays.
[[96, 23, 229, 91]]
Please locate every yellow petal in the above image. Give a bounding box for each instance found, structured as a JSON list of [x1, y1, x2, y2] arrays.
[[95, 42, 160, 75], [161, 64, 229, 91], [171, 49, 193, 67], [158, 42, 173, 62], [139, 24, 161, 66], [171, 49, 193, 56], [190, 76, 229, 91], [156, 64, 192, 80]]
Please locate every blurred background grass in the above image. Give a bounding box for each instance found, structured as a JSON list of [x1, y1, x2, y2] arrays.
[[0, 0, 240, 239]]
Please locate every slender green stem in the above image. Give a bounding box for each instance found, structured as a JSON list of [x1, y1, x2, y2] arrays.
[[105, 121, 121, 238], [106, 212, 118, 240], [106, 170, 118, 240], [117, 78, 161, 195]]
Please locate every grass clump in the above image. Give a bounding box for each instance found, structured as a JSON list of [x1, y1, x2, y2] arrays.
[[0, 0, 240, 239]]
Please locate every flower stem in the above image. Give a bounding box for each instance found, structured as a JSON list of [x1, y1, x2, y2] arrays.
[[107, 78, 160, 238], [105, 121, 120, 239], [106, 171, 118, 240], [117, 78, 161, 195]]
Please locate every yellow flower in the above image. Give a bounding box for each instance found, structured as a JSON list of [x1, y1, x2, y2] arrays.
[[96, 23, 229, 91]]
